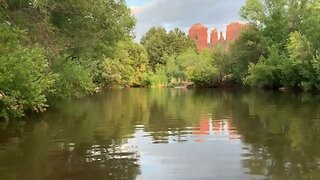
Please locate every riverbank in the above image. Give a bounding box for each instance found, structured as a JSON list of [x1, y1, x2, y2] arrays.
[[3, 84, 318, 123]]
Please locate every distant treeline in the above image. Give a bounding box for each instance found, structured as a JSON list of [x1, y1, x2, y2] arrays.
[[140, 0, 320, 91]]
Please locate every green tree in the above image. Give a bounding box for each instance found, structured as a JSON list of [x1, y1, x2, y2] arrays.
[[311, 54, 320, 89], [240, 0, 266, 26], [236, 0, 320, 90], [302, 0, 320, 52], [103, 40, 149, 87], [229, 26, 267, 82], [147, 65, 169, 87], [141, 27, 194, 71], [211, 48, 232, 82], [0, 25, 54, 119], [241, 0, 290, 49], [4, 0, 135, 57], [166, 28, 194, 57], [184, 50, 220, 87], [140, 27, 168, 71], [50, 57, 95, 99], [245, 47, 286, 88], [0, 0, 138, 119], [286, 31, 318, 90], [165, 55, 184, 82]]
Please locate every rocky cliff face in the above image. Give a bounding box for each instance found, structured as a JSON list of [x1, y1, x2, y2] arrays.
[[226, 22, 247, 42], [188, 23, 208, 50], [210, 28, 218, 45], [219, 31, 225, 43], [189, 22, 246, 50]]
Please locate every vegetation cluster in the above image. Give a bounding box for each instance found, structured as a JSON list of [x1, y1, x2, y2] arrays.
[[0, 0, 140, 119], [141, 0, 320, 92], [1, 0, 320, 119]]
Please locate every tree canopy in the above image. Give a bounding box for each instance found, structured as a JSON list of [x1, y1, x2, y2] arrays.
[[2, 0, 320, 120], [0, 0, 138, 119]]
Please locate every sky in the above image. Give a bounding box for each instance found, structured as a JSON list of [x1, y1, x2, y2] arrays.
[[126, 0, 246, 41]]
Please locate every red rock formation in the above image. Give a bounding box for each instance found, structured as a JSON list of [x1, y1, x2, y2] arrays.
[[188, 22, 246, 50], [219, 31, 225, 43], [226, 22, 247, 42], [188, 23, 208, 50], [210, 28, 219, 45]]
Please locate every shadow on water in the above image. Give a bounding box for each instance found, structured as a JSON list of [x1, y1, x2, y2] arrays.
[[0, 89, 320, 179]]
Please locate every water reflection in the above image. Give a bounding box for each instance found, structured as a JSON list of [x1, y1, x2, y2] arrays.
[[0, 89, 319, 179], [192, 119, 240, 142]]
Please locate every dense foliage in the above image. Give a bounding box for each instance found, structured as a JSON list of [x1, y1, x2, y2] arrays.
[[0, 0, 142, 119], [141, 0, 320, 90], [140, 27, 226, 87], [2, 0, 320, 120], [103, 40, 149, 87], [238, 0, 320, 90], [140, 27, 196, 86], [0, 25, 54, 119], [140, 27, 194, 72]]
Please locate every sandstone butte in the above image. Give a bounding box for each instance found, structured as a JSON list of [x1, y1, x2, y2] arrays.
[[188, 23, 208, 50], [210, 28, 219, 45], [219, 31, 225, 43], [226, 22, 247, 42], [188, 22, 247, 50]]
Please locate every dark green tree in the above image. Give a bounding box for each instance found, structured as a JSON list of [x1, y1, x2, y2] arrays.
[[140, 27, 168, 71], [141, 27, 194, 71]]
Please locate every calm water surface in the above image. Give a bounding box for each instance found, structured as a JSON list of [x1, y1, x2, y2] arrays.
[[1, 89, 320, 180]]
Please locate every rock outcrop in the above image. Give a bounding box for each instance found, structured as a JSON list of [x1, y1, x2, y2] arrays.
[[188, 22, 246, 50], [219, 31, 225, 43], [188, 23, 208, 50], [226, 22, 247, 42], [210, 28, 219, 45]]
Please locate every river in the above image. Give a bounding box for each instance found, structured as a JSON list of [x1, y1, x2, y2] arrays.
[[0, 88, 320, 180]]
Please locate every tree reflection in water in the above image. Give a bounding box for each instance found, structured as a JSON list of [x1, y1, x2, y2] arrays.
[[0, 89, 319, 179], [232, 91, 320, 179]]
